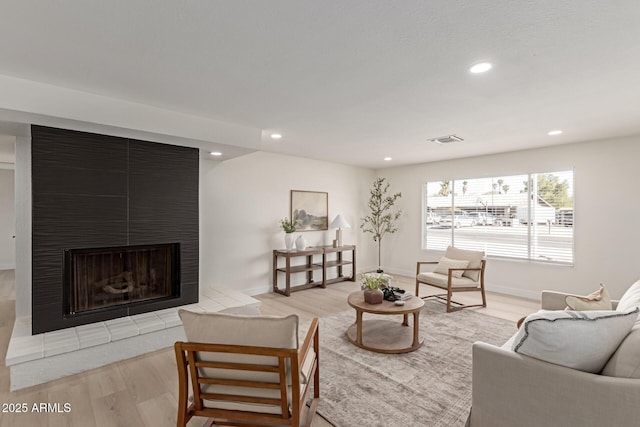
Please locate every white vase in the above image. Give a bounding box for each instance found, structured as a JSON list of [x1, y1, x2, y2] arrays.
[[284, 233, 294, 251], [295, 235, 307, 251]]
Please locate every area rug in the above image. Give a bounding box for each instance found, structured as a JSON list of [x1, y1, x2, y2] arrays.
[[313, 301, 516, 427]]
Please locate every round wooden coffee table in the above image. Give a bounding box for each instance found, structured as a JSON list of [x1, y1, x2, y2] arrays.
[[346, 291, 425, 354]]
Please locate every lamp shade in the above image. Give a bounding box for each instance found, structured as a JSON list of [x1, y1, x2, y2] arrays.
[[329, 214, 351, 229]]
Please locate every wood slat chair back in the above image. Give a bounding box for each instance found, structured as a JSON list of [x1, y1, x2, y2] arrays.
[[175, 317, 319, 427]]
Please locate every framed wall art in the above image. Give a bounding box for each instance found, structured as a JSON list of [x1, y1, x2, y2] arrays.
[[290, 190, 328, 231]]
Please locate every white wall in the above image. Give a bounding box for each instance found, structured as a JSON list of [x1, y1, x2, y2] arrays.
[[199, 151, 376, 295], [0, 168, 15, 269], [14, 136, 31, 317], [379, 135, 640, 301]]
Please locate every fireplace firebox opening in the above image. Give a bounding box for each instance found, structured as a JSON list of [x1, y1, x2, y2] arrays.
[[64, 243, 180, 317]]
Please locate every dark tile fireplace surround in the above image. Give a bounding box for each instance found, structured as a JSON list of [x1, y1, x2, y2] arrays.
[[31, 126, 199, 334]]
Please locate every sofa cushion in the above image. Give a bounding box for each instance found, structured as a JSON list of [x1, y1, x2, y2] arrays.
[[616, 279, 640, 315], [602, 326, 640, 378], [433, 256, 470, 278], [444, 246, 484, 281], [417, 271, 479, 289], [565, 284, 612, 311], [511, 308, 639, 373]]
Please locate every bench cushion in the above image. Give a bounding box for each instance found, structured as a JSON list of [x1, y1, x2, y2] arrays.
[[417, 272, 479, 289]]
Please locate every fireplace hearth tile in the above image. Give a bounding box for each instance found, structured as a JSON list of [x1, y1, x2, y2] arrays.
[[44, 328, 80, 357], [8, 288, 262, 390], [11, 316, 32, 337], [202, 293, 241, 307], [105, 317, 139, 341], [131, 313, 165, 334], [207, 287, 241, 297], [202, 287, 245, 301], [200, 286, 261, 309], [76, 323, 110, 349], [230, 294, 263, 307], [155, 308, 182, 328], [5, 334, 44, 365], [181, 303, 205, 313], [194, 296, 225, 313]]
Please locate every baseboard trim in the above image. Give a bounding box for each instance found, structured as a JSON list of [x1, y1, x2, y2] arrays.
[[244, 284, 272, 296], [240, 267, 541, 301], [485, 285, 540, 301], [0, 263, 15, 270]]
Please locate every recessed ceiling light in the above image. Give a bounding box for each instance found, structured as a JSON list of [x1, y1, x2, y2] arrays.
[[469, 62, 493, 74], [548, 130, 563, 136], [384, 157, 392, 161], [210, 151, 222, 156], [270, 133, 283, 139]]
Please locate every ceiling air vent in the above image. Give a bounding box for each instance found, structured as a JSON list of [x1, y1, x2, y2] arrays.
[[429, 135, 464, 144]]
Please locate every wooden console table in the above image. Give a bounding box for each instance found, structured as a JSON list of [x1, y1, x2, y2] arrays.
[[273, 245, 356, 296]]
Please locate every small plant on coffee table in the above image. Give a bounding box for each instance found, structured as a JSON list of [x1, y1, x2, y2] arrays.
[[360, 273, 387, 304], [360, 273, 387, 290]]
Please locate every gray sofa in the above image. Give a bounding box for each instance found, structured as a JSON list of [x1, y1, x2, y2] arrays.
[[468, 289, 640, 427]]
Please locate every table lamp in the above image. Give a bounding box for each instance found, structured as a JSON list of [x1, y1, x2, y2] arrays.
[[329, 214, 350, 247]]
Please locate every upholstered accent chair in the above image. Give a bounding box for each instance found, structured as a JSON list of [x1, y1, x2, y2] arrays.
[[175, 310, 320, 427], [415, 246, 486, 312]]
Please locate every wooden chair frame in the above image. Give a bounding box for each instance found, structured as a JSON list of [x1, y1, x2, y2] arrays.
[[415, 260, 486, 312], [174, 318, 320, 427]]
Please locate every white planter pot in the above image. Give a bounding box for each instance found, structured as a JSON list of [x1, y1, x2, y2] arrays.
[[284, 233, 294, 250]]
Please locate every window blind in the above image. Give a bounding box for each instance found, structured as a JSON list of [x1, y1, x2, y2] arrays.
[[423, 170, 574, 265]]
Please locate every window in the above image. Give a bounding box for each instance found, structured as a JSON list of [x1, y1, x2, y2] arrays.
[[423, 170, 574, 264]]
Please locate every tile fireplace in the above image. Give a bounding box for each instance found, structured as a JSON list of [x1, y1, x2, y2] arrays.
[[31, 125, 199, 334], [64, 243, 180, 317]]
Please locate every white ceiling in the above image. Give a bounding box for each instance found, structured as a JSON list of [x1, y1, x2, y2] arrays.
[[1, 1, 639, 168]]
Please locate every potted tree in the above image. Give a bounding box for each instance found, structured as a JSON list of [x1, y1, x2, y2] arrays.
[[360, 177, 402, 272]]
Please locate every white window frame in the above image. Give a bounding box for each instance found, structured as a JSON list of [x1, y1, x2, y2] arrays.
[[422, 170, 574, 265]]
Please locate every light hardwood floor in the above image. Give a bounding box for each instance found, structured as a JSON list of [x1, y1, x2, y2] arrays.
[[0, 270, 14, 300], [0, 271, 539, 426]]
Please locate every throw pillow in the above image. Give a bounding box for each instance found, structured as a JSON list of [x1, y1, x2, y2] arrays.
[[433, 256, 470, 278], [601, 326, 640, 378], [444, 246, 484, 281], [565, 284, 612, 311], [511, 307, 639, 373], [616, 279, 640, 313]]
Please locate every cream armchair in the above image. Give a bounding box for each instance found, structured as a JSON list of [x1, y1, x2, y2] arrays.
[[415, 246, 486, 312]]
